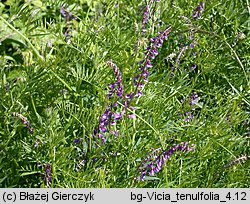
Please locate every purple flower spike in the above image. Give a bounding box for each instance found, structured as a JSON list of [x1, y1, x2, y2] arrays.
[[190, 64, 197, 71], [113, 112, 122, 120], [60, 6, 76, 41], [60, 6, 76, 21], [146, 59, 153, 68], [107, 60, 124, 99], [44, 164, 52, 187], [60, 6, 67, 18], [139, 142, 195, 180], [141, 0, 161, 35], [192, 2, 205, 19], [12, 112, 34, 134], [129, 26, 172, 102], [189, 92, 199, 105], [142, 5, 150, 25]]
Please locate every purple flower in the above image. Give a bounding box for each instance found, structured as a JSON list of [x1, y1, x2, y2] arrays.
[[125, 92, 133, 99], [192, 2, 205, 19], [107, 60, 124, 99], [139, 142, 195, 180], [184, 112, 194, 122], [190, 43, 196, 49], [111, 130, 119, 136], [190, 64, 197, 71], [73, 138, 82, 144], [128, 114, 136, 119], [189, 92, 199, 105], [129, 26, 172, 101], [113, 112, 122, 120], [60, 6, 67, 18], [28, 127, 34, 134], [146, 59, 153, 68], [44, 164, 52, 186], [60, 6, 76, 21]]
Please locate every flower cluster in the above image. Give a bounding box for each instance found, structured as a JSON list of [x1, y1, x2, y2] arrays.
[[92, 60, 126, 143], [138, 142, 195, 180], [184, 111, 194, 122], [224, 154, 248, 168], [92, 106, 109, 144], [12, 112, 33, 134], [192, 2, 205, 20], [106, 60, 124, 99], [44, 163, 52, 187], [129, 26, 172, 100], [179, 92, 200, 122], [141, 0, 161, 35], [92, 60, 138, 143], [189, 92, 199, 109], [91, 25, 171, 144], [60, 6, 76, 41], [171, 3, 205, 73], [174, 31, 198, 72], [92, 3, 171, 144]]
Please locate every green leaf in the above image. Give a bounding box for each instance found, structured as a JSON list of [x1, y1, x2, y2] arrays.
[[144, 176, 160, 180], [20, 171, 40, 177], [31, 0, 43, 8]]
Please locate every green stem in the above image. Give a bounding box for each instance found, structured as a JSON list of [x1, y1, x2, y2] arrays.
[[117, 101, 159, 135], [0, 16, 44, 62]]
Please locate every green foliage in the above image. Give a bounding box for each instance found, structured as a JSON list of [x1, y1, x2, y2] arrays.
[[0, 0, 249, 187]]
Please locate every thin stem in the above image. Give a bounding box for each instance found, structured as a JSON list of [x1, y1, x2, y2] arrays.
[[117, 101, 159, 135], [0, 16, 44, 62], [179, 27, 248, 83]]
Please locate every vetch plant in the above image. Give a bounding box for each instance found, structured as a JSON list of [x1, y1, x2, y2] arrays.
[[91, 0, 172, 143], [141, 0, 161, 35], [60, 6, 76, 42], [92, 26, 172, 143], [192, 2, 205, 20], [44, 164, 52, 187], [129, 26, 172, 101], [178, 92, 200, 122], [170, 3, 205, 73], [138, 142, 195, 180], [224, 154, 248, 169], [12, 112, 33, 134]]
